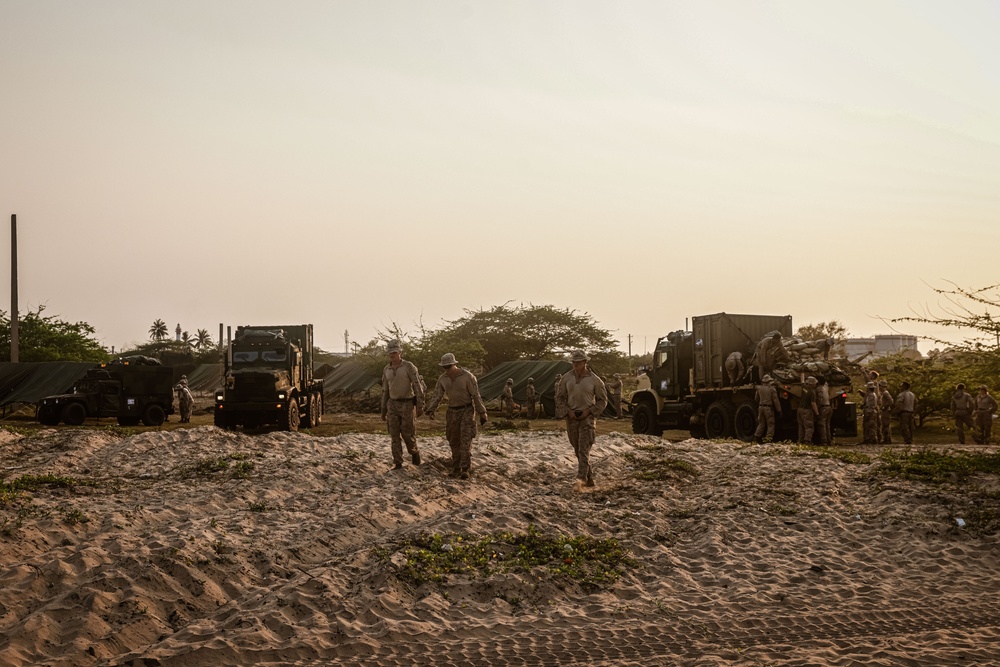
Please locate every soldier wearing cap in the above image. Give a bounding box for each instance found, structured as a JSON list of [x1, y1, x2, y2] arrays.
[[754, 374, 782, 443], [878, 380, 894, 445], [974, 385, 998, 445], [501, 378, 515, 419], [381, 339, 424, 469], [175, 375, 194, 423], [525, 377, 538, 420], [862, 382, 879, 444], [951, 383, 976, 444], [555, 350, 608, 490], [606, 373, 624, 419], [798, 376, 819, 443], [425, 353, 488, 479], [894, 381, 917, 445]]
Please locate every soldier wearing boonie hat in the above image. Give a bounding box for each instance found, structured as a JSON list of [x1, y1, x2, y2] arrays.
[[425, 353, 488, 479], [754, 374, 782, 443], [555, 350, 608, 491], [381, 339, 424, 470]]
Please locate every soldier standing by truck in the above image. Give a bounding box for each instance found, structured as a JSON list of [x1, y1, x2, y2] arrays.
[[556, 350, 609, 491], [381, 340, 424, 469], [816, 376, 833, 445], [425, 353, 488, 479], [798, 376, 819, 443], [862, 382, 879, 444], [878, 380, 894, 445], [754, 375, 782, 443], [175, 376, 194, 423], [952, 383, 976, 444], [607, 373, 623, 418]]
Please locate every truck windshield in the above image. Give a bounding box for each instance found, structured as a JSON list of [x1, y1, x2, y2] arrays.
[[261, 350, 286, 363], [75, 379, 98, 394], [233, 351, 259, 365]]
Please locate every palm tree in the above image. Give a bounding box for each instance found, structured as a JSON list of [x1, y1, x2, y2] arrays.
[[149, 319, 168, 342], [181, 330, 192, 346], [195, 329, 213, 349]]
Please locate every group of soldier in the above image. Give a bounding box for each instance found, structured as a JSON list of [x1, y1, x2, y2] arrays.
[[380, 340, 613, 489], [949, 382, 998, 445], [859, 373, 917, 445]]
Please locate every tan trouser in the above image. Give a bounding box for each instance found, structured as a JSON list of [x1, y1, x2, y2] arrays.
[[797, 408, 815, 443], [755, 406, 776, 439], [899, 411, 915, 444], [566, 414, 596, 483], [387, 398, 418, 464], [817, 405, 833, 445], [445, 406, 477, 472]]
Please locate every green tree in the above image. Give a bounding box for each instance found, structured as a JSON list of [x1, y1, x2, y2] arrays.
[[892, 280, 1000, 351], [149, 319, 168, 342], [795, 320, 849, 357], [194, 329, 213, 349], [0, 306, 108, 362]]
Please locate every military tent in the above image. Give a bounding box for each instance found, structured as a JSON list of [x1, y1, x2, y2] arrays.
[[321, 361, 380, 397], [476, 360, 572, 418], [0, 362, 97, 407], [185, 364, 223, 393]]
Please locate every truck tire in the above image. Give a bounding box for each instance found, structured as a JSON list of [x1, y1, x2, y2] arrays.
[[631, 402, 664, 436], [62, 402, 86, 426], [283, 398, 299, 432], [117, 417, 141, 427], [704, 401, 734, 439], [213, 410, 230, 430], [142, 404, 166, 427], [313, 392, 323, 425], [307, 393, 320, 428], [733, 402, 758, 442], [38, 406, 60, 426]]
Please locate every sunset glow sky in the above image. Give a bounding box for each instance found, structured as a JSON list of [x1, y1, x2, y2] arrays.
[[2, 1, 999, 354]]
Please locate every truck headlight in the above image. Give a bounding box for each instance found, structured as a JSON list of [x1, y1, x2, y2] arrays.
[[277, 392, 287, 400], [215, 391, 224, 402]]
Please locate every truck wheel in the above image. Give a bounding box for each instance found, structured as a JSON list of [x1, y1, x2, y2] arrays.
[[283, 398, 299, 432], [704, 401, 734, 439], [307, 393, 320, 428], [62, 402, 86, 426], [631, 402, 663, 436], [733, 402, 758, 442], [142, 404, 166, 427], [117, 417, 141, 427], [313, 392, 323, 425], [213, 410, 230, 429], [38, 407, 60, 426]]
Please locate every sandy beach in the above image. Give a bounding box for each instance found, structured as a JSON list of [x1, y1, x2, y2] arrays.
[[2, 421, 999, 666]]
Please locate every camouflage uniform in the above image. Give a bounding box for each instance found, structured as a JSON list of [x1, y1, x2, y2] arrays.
[[725, 351, 745, 386], [895, 385, 917, 445], [381, 347, 424, 467], [525, 379, 537, 420], [606, 374, 623, 418], [501, 379, 514, 419], [175, 380, 194, 423], [951, 387, 976, 444], [426, 360, 487, 478], [879, 382, 894, 445], [975, 387, 998, 445], [553, 374, 566, 419], [750, 332, 789, 381], [797, 378, 819, 443], [754, 376, 782, 442], [816, 380, 832, 445], [556, 351, 609, 488], [862, 384, 879, 444]]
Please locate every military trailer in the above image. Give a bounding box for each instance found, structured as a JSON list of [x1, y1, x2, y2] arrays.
[[630, 313, 857, 441], [37, 359, 175, 427], [214, 324, 324, 431]]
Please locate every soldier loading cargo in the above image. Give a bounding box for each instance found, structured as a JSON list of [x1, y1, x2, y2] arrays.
[[753, 375, 782, 443], [797, 376, 819, 443], [381, 339, 424, 470], [425, 353, 488, 480]]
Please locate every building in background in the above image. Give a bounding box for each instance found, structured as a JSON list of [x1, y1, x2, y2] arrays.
[[844, 335, 921, 362]]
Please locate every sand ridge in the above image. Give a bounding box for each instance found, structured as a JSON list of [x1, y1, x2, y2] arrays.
[[1, 424, 999, 666]]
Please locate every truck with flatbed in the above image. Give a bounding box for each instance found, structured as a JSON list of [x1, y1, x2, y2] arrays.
[[630, 313, 857, 441], [214, 324, 323, 431], [37, 358, 175, 427]]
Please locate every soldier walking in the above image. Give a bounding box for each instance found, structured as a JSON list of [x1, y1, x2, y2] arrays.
[[975, 385, 998, 445], [525, 378, 537, 419], [754, 374, 782, 443], [951, 383, 976, 444], [175, 376, 194, 423], [878, 380, 894, 445], [425, 353, 488, 479], [797, 376, 819, 443], [556, 350, 608, 491], [501, 378, 515, 418], [381, 340, 424, 469], [862, 382, 879, 444], [895, 381, 917, 445], [607, 373, 623, 419], [816, 376, 833, 445]]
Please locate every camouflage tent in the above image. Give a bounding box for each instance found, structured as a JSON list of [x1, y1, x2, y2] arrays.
[[0, 362, 97, 407], [476, 360, 572, 418], [321, 361, 380, 397]]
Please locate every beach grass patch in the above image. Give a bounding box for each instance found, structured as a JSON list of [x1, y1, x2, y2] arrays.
[[792, 445, 872, 465], [623, 451, 699, 482], [872, 449, 1000, 484], [0, 474, 98, 507]]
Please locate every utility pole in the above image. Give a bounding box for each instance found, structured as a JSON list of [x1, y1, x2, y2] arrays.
[[10, 215, 18, 362], [627, 334, 632, 357], [344, 329, 349, 354]]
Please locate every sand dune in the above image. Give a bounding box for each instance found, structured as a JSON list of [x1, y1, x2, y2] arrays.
[[2, 421, 999, 666]]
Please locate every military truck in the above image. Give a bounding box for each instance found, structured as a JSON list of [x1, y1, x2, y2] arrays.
[[214, 324, 324, 431], [630, 313, 857, 441], [37, 358, 175, 427]]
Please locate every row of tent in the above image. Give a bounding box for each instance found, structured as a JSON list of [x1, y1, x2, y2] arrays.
[[0, 359, 615, 418]]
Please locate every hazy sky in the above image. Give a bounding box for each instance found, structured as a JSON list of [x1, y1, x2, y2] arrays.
[[2, 1, 999, 355]]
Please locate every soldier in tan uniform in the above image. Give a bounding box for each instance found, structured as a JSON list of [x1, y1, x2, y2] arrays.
[[878, 380, 894, 445], [798, 376, 819, 443], [425, 353, 488, 479], [175, 376, 194, 423], [725, 351, 745, 386], [501, 378, 515, 418], [975, 385, 998, 445], [862, 382, 879, 444], [816, 376, 833, 445], [606, 373, 623, 418], [553, 374, 565, 419], [894, 381, 917, 445], [381, 340, 424, 469], [750, 332, 789, 381], [556, 350, 608, 491], [525, 378, 537, 419], [754, 374, 782, 443], [951, 383, 976, 444]]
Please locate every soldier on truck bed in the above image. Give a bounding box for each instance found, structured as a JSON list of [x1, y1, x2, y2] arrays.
[[749, 331, 789, 381]]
